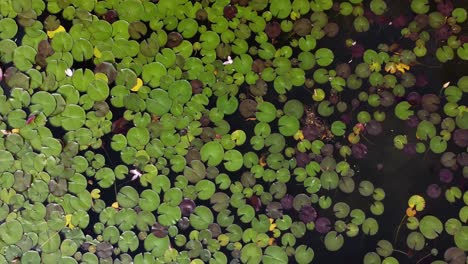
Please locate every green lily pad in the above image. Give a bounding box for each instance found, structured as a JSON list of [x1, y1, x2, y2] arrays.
[[200, 141, 224, 167], [157, 203, 181, 226], [376, 240, 393, 257], [60, 104, 86, 131], [13, 45, 36, 71], [168, 80, 192, 104], [0, 150, 15, 173], [223, 149, 243, 172], [256, 102, 277, 123], [142, 62, 166, 88], [324, 231, 344, 251], [139, 189, 160, 212], [270, 0, 292, 19], [278, 115, 300, 136], [240, 243, 262, 264], [0, 18, 18, 39], [406, 232, 424, 250], [315, 48, 334, 67], [295, 244, 314, 264], [190, 206, 213, 230], [263, 246, 288, 263], [394, 101, 413, 120], [419, 215, 443, 239], [0, 219, 23, 244], [144, 234, 170, 257], [71, 38, 93, 62], [195, 180, 216, 200], [429, 136, 447, 154], [119, 231, 139, 253], [127, 127, 150, 149], [455, 226, 468, 250]]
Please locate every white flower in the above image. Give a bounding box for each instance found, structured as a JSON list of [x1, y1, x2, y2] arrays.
[[223, 56, 233, 65], [129, 169, 142, 181], [65, 68, 74, 77]]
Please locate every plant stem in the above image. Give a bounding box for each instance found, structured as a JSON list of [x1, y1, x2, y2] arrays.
[[393, 214, 407, 244], [393, 249, 409, 256], [360, 133, 376, 145], [416, 252, 432, 264]]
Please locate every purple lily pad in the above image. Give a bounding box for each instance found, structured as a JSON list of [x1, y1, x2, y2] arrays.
[[407, 92, 421, 106], [392, 15, 408, 28], [437, 0, 454, 16], [152, 223, 169, 238], [315, 217, 332, 234], [295, 151, 311, 168], [405, 115, 420, 128], [426, 184, 442, 198], [299, 205, 317, 224], [265, 21, 281, 40], [366, 120, 383, 136], [403, 143, 417, 156], [249, 195, 262, 212], [453, 129, 468, 148], [435, 25, 451, 41], [352, 143, 368, 159], [280, 194, 294, 210], [457, 152, 468, 167], [415, 74, 428, 87], [223, 5, 237, 20], [350, 44, 365, 58], [179, 198, 196, 216], [439, 168, 454, 183]]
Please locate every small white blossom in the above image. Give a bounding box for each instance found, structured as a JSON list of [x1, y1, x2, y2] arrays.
[[223, 56, 233, 65], [65, 68, 74, 77], [130, 169, 142, 181]]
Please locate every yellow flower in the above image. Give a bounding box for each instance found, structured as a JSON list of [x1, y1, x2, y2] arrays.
[[406, 207, 416, 217], [268, 237, 275, 246], [131, 78, 143, 92], [293, 130, 304, 141], [12, 128, 20, 133], [269, 218, 277, 231], [385, 62, 410, 74], [65, 214, 74, 228], [47, 25, 66, 39], [111, 202, 120, 209], [396, 62, 410, 73]]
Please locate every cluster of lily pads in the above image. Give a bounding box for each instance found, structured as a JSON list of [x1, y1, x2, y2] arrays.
[[0, 0, 467, 263]]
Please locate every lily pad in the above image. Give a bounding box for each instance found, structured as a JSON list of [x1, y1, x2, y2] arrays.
[[190, 206, 214, 230], [263, 246, 288, 263], [0, 219, 23, 244], [200, 141, 224, 167], [324, 231, 344, 251], [419, 215, 443, 239]]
